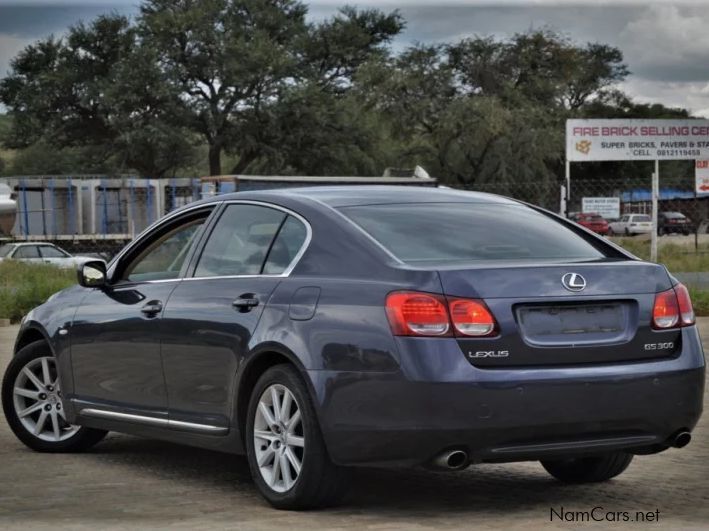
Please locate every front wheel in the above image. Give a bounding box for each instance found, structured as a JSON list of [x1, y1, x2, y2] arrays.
[[2, 340, 107, 452], [245, 364, 349, 510], [541, 452, 633, 483]]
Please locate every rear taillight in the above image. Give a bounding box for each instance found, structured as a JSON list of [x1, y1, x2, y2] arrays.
[[652, 283, 695, 329], [448, 298, 497, 337], [674, 283, 695, 326], [385, 292, 450, 336], [652, 289, 679, 329], [386, 291, 498, 337]]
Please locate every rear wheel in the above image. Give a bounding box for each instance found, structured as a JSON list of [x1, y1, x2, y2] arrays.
[[2, 340, 107, 452], [541, 452, 633, 483], [245, 364, 348, 510]]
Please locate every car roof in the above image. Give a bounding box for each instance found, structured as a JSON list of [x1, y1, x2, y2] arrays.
[[203, 185, 520, 208]]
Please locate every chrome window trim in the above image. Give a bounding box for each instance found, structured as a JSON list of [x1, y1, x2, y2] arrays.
[[107, 200, 312, 285], [79, 407, 228, 434], [189, 199, 313, 281]]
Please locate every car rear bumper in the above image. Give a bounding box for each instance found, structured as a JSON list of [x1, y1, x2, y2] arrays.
[[309, 326, 705, 467]]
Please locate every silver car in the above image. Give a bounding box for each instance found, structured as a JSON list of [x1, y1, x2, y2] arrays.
[[0, 243, 93, 268]]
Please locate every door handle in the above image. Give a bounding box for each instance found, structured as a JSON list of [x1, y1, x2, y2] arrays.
[[232, 295, 259, 312], [141, 301, 163, 317]]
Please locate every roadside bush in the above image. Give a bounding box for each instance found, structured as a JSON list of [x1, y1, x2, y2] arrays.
[[0, 261, 76, 322]]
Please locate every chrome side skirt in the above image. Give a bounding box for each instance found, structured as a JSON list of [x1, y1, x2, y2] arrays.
[[79, 407, 228, 435]]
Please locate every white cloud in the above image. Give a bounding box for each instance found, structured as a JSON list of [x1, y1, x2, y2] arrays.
[[620, 4, 709, 82], [619, 78, 709, 118], [0, 33, 33, 78]]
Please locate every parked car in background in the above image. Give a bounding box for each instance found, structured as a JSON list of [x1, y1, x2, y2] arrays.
[[1, 187, 704, 510], [0, 243, 93, 268], [659, 212, 693, 236], [608, 214, 652, 236], [570, 212, 610, 235]]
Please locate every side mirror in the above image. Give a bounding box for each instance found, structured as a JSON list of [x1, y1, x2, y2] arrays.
[[77, 260, 107, 288]]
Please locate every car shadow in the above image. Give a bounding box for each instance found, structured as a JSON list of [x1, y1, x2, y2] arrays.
[[80, 433, 665, 517]]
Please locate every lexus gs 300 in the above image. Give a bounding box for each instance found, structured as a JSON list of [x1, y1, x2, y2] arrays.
[[2, 187, 704, 509]]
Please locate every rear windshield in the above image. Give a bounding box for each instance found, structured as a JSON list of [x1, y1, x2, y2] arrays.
[[663, 212, 685, 219], [633, 215, 651, 222], [0, 244, 14, 257], [340, 203, 606, 264]]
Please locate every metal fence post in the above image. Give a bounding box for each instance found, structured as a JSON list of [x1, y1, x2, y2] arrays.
[[67, 176, 75, 235], [21, 178, 29, 238], [651, 161, 659, 263], [129, 177, 136, 236], [49, 177, 56, 236], [146, 177, 153, 225], [170, 177, 176, 212], [101, 178, 108, 236]]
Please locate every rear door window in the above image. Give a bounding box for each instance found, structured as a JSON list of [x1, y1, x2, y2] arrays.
[[195, 204, 286, 277], [14, 245, 40, 259], [39, 245, 69, 258], [339, 202, 605, 265]]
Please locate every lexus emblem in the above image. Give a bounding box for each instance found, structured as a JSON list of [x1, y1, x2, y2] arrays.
[[562, 273, 586, 292]]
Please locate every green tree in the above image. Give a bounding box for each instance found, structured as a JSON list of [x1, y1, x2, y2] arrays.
[[0, 15, 195, 177], [358, 30, 628, 187], [139, 0, 402, 175]]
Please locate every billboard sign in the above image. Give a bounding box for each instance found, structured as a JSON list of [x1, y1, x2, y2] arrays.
[[567, 119, 709, 161], [582, 197, 620, 220], [696, 160, 709, 196]]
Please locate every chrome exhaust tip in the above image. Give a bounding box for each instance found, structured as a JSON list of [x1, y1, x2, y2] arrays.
[[434, 450, 469, 470], [670, 431, 691, 448]]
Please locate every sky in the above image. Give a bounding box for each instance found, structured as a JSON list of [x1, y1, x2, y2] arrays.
[[0, 1, 708, 116]]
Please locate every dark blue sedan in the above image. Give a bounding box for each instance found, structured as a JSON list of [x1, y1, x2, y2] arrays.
[[2, 186, 705, 509]]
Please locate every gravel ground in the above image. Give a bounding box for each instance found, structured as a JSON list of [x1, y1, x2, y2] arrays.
[[0, 322, 707, 530]]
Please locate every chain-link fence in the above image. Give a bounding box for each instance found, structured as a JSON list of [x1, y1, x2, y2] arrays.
[[466, 176, 708, 237]]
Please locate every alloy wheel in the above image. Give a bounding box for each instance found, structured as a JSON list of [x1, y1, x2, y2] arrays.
[[12, 356, 79, 442], [253, 383, 305, 493]]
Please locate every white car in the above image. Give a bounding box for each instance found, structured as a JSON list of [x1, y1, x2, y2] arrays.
[[0, 242, 94, 268], [608, 214, 653, 236]]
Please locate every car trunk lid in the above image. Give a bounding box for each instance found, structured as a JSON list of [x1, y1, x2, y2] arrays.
[[437, 260, 681, 367]]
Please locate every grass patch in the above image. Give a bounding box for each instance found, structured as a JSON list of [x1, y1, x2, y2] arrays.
[[688, 288, 709, 317], [0, 261, 76, 323], [610, 237, 709, 273]]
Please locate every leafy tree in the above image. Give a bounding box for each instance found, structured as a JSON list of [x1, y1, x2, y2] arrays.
[[139, 0, 402, 175], [0, 15, 195, 177], [358, 30, 628, 188], [448, 30, 628, 110]]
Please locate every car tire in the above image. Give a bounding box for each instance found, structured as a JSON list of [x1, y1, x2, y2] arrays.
[[541, 452, 633, 483], [2, 340, 107, 453], [245, 364, 349, 510]]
